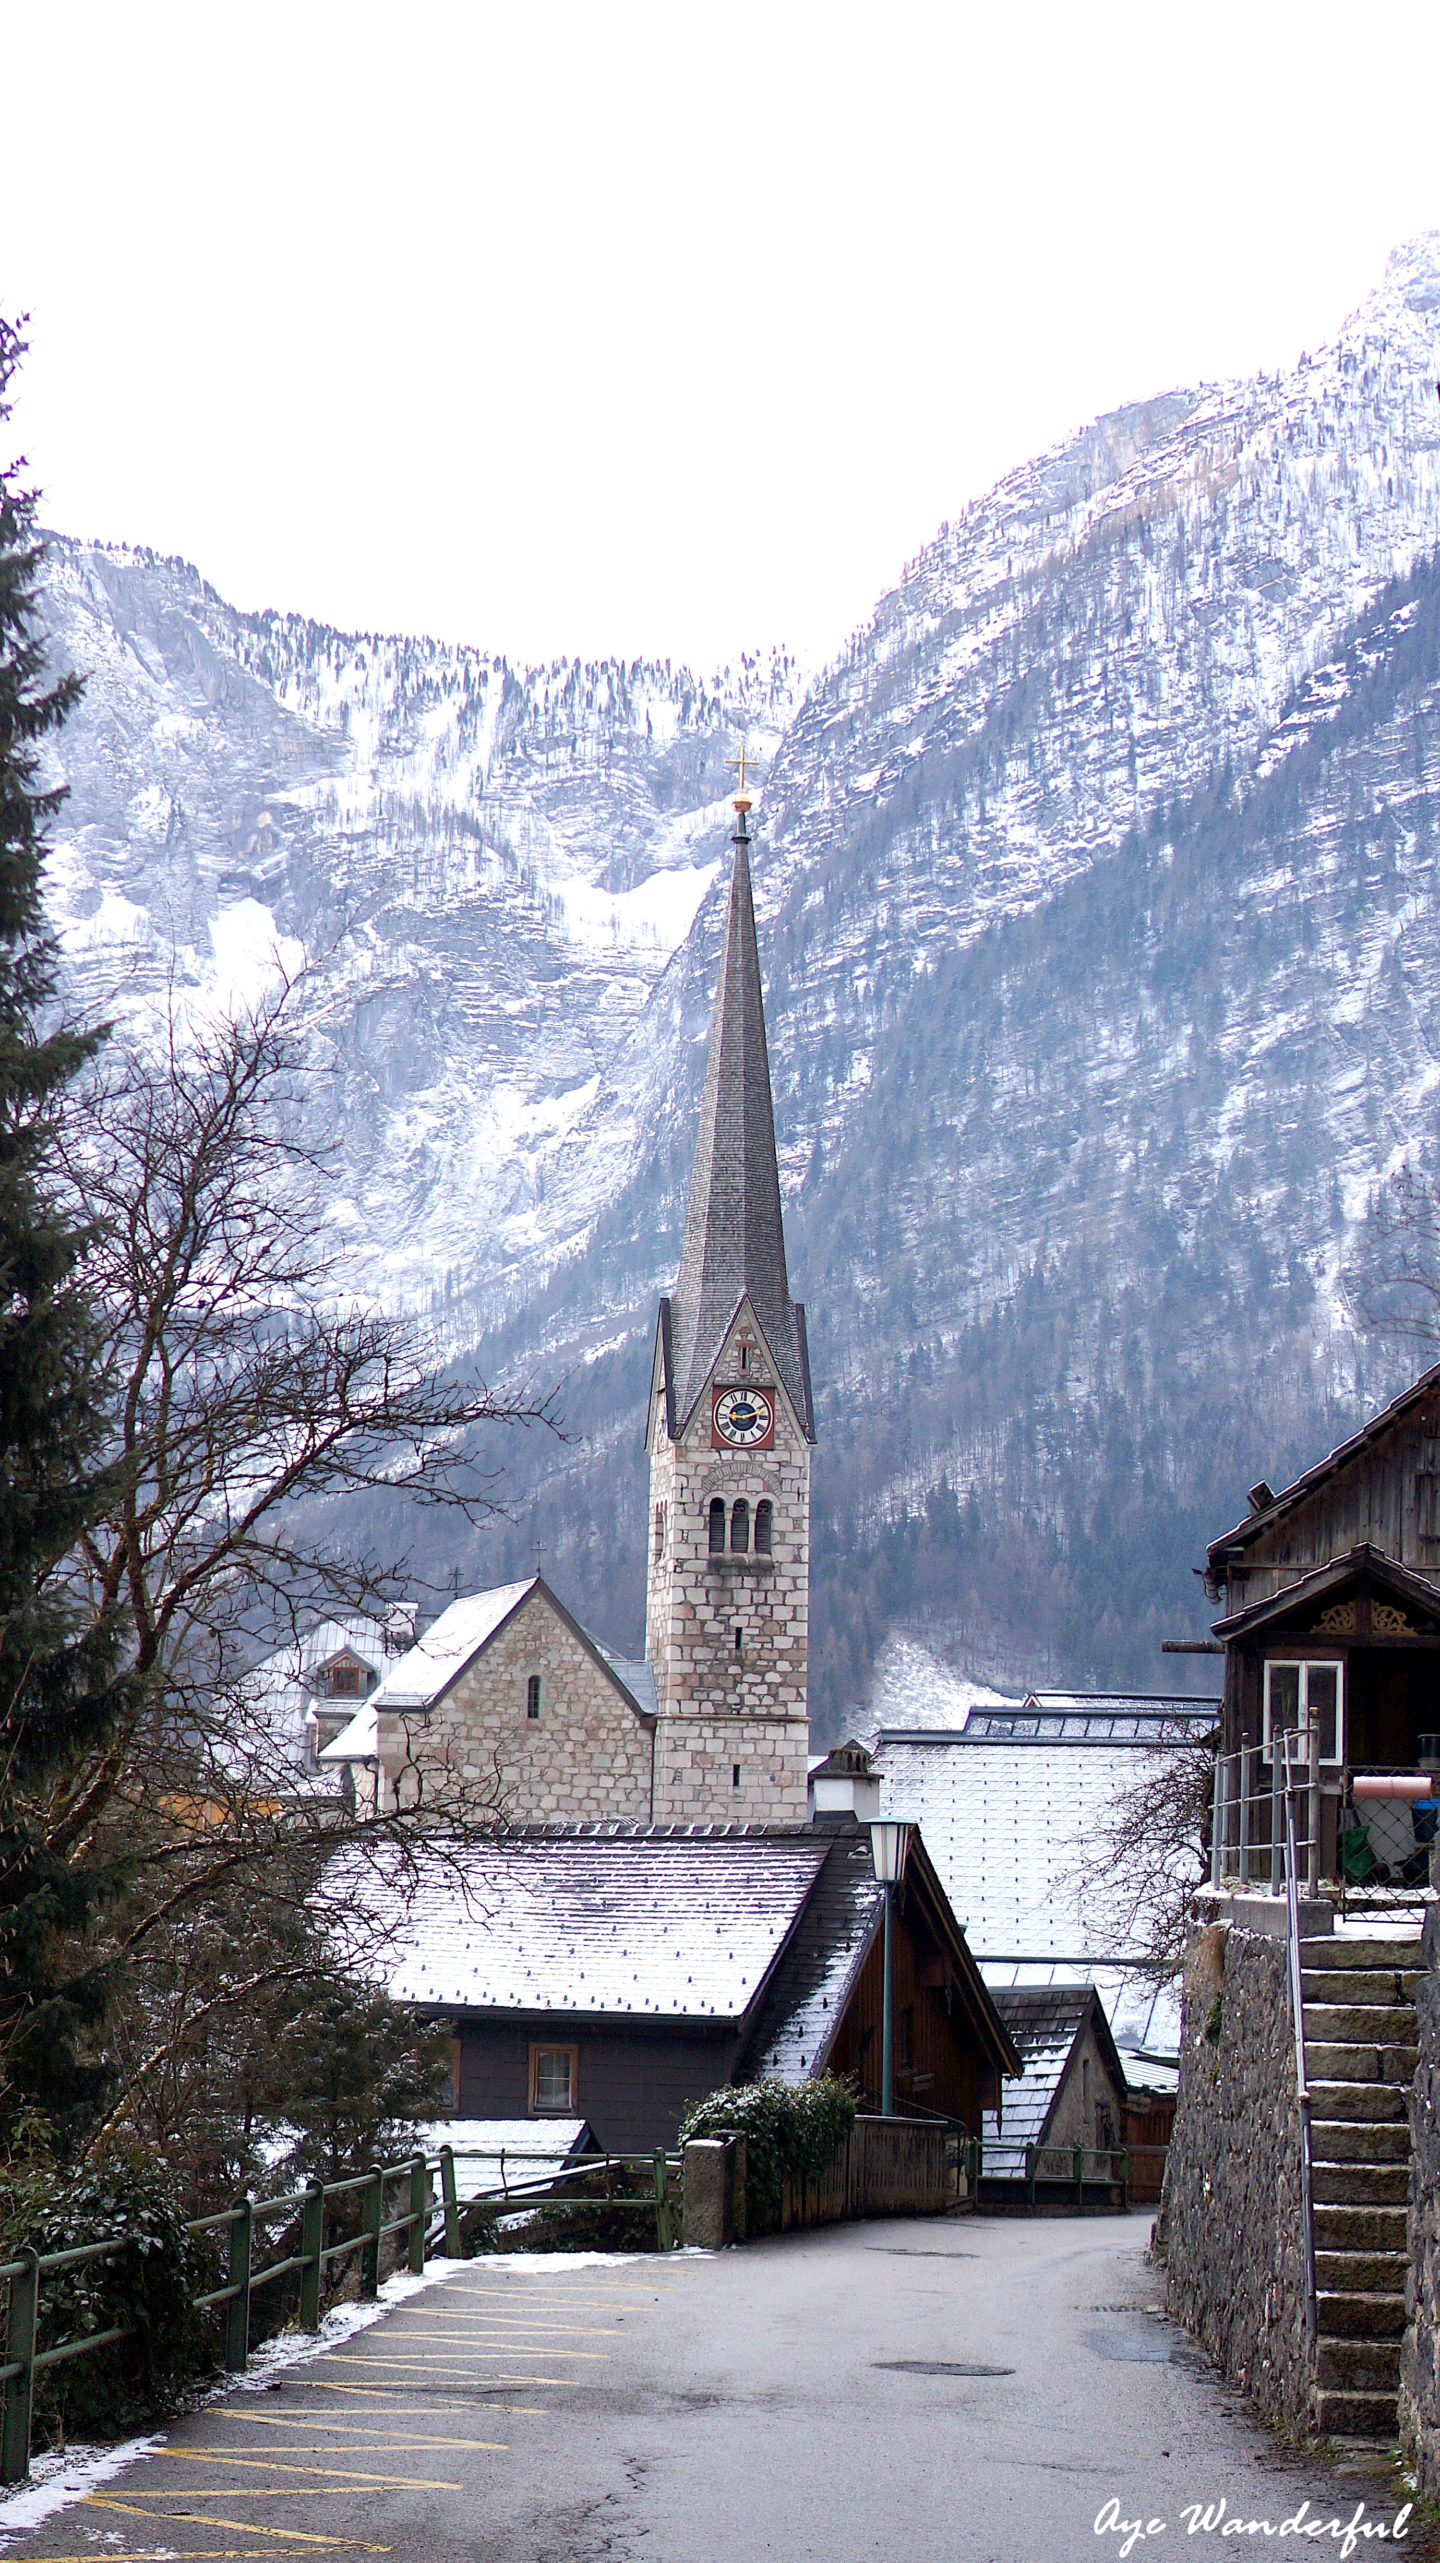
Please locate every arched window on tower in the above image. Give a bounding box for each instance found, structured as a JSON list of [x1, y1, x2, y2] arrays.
[[653, 1501, 666, 1561], [754, 1499, 774, 1554], [708, 1497, 726, 1555], [730, 1499, 750, 1552]]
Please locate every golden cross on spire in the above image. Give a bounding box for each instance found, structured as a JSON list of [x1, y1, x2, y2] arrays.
[[728, 742, 764, 806]]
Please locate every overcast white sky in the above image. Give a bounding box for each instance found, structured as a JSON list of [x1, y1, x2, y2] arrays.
[[4, 1, 1440, 674]]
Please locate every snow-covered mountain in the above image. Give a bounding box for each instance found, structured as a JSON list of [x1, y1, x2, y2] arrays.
[[36, 235, 1440, 1728]]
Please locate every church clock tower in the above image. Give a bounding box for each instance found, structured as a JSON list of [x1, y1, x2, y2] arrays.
[[645, 779, 814, 1824]]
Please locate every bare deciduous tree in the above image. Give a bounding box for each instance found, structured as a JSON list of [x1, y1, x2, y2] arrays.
[[3, 983, 551, 2163], [1344, 1163, 1440, 1351]]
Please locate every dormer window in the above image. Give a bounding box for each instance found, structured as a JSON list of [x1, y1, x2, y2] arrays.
[[327, 1662, 363, 1697]]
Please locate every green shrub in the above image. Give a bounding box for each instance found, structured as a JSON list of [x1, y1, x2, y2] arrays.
[[0, 2126, 213, 2443], [679, 2076, 856, 2231]]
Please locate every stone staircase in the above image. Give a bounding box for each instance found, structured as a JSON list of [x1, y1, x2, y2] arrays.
[[1302, 1934, 1421, 2440]]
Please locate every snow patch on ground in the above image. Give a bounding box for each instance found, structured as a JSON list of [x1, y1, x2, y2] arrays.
[[205, 898, 306, 1015], [860, 1632, 1021, 1740]]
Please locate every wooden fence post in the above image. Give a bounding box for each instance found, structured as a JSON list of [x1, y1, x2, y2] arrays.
[[408, 2155, 428, 2276], [652, 2151, 673, 2253], [224, 2202, 252, 2373], [299, 2180, 325, 2331], [361, 2169, 383, 2299], [0, 2248, 39, 2485], [440, 2147, 462, 2258]]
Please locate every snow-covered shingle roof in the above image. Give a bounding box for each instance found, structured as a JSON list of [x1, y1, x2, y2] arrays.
[[876, 1710, 1216, 1963], [983, 1986, 1100, 2145], [343, 1829, 828, 2020], [234, 1613, 392, 1794], [411, 2118, 591, 2200], [320, 1578, 656, 1760], [363, 1582, 538, 1713], [741, 1830, 881, 2082]]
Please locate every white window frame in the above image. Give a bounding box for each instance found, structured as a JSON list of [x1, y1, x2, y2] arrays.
[[1262, 1657, 1345, 1766]]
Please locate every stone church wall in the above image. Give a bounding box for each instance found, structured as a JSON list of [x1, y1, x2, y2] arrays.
[[385, 1590, 653, 1823], [1159, 1924, 1314, 2432], [652, 1717, 810, 1825]]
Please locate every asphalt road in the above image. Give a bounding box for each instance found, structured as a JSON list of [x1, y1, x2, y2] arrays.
[[0, 2214, 1422, 2563]]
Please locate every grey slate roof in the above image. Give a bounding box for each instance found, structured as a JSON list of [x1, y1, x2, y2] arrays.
[[983, 1986, 1118, 2145], [341, 1827, 829, 2021], [951, 1704, 1218, 1744], [238, 1613, 394, 1795], [876, 1725, 1210, 1959], [740, 1828, 882, 2082], [660, 814, 813, 1439]]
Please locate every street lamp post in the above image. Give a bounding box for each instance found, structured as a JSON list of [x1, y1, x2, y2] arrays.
[[869, 1821, 912, 2118]]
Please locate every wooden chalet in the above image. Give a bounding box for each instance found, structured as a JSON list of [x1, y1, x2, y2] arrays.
[[1206, 1360, 1440, 1883], [348, 1820, 1019, 2154]]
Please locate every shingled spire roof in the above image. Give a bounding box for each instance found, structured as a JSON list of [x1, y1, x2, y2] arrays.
[[660, 800, 813, 1438]]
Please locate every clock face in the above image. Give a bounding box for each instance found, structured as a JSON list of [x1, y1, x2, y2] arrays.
[[713, 1385, 775, 1449]]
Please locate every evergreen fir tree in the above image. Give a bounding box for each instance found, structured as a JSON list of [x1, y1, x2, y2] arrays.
[[0, 314, 125, 2137]]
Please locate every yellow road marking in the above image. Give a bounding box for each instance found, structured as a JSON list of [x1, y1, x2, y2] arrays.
[[316, 2351, 601, 2371], [441, 2290, 669, 2305], [79, 2494, 388, 2547], [18, 2550, 371, 2560], [149, 2451, 462, 2487], [300, 2369, 567, 2389], [395, 2314, 621, 2334], [319, 2343, 604, 2360], [312, 2363, 572, 2385], [217, 2416, 513, 2448], [266, 2391, 546, 2411], [117, 2489, 417, 2500]]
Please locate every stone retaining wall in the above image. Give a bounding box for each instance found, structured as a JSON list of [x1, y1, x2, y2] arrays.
[[1401, 1903, 1440, 2486], [1159, 1924, 1314, 2431]]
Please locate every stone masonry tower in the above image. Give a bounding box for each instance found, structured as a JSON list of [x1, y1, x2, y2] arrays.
[[645, 780, 814, 1823]]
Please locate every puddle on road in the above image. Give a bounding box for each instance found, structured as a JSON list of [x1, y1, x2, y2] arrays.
[[873, 2359, 1015, 2378], [1083, 2316, 1209, 2370]]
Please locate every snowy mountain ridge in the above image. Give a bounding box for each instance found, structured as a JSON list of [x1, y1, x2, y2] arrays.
[[33, 233, 1440, 1711]]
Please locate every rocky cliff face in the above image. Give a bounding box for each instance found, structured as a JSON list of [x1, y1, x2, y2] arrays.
[[37, 237, 1440, 1728]]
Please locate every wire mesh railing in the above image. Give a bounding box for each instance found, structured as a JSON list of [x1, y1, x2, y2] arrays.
[[1209, 1728, 1439, 1909]]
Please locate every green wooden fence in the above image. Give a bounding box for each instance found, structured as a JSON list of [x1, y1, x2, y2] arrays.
[[0, 2143, 681, 2487]]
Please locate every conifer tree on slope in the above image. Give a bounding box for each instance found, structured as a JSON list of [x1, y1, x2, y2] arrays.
[[0, 315, 126, 2137]]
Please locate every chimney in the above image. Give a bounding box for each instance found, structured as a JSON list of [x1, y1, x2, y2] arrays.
[[808, 1741, 884, 1823], [384, 1601, 418, 1657]]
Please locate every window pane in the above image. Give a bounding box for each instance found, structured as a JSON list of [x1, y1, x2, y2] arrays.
[[1305, 1662, 1341, 1762], [1266, 1664, 1301, 1757], [534, 2050, 573, 2108]]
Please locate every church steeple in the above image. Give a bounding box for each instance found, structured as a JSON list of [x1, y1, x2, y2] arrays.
[[643, 771, 813, 1827], [663, 794, 813, 1441]]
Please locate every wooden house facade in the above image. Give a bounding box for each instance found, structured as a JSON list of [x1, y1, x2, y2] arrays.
[[1206, 1361, 1440, 1881], [351, 1821, 1019, 2155]]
